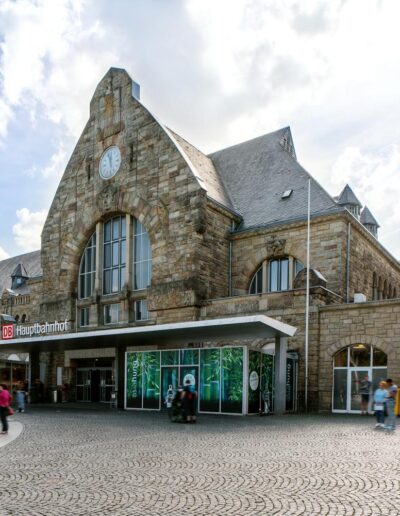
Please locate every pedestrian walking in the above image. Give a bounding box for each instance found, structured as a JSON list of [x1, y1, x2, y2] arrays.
[[0, 384, 13, 435], [383, 378, 398, 433], [373, 381, 387, 429], [182, 379, 197, 424], [360, 374, 372, 415], [16, 382, 26, 413]]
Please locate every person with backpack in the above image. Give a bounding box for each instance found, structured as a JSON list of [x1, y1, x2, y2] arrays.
[[182, 379, 197, 424]]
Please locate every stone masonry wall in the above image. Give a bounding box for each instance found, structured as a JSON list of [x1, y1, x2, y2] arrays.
[[40, 68, 232, 324], [318, 300, 400, 412], [348, 220, 400, 301], [231, 215, 346, 298]]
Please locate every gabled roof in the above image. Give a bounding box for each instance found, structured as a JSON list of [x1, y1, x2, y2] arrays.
[[167, 129, 235, 211], [360, 206, 380, 227], [11, 263, 29, 279], [336, 184, 362, 207], [0, 251, 42, 295], [208, 127, 340, 230]]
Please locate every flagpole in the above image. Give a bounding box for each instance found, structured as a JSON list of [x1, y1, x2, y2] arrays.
[[305, 178, 311, 412]]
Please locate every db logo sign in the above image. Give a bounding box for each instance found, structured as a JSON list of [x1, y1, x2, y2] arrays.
[[2, 324, 14, 340]]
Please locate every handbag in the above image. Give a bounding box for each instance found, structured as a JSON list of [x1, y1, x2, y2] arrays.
[[7, 407, 14, 416]]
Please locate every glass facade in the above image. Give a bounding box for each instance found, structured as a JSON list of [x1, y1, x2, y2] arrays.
[[126, 347, 296, 415]]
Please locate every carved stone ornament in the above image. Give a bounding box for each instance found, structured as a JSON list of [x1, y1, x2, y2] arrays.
[[97, 184, 119, 212], [266, 237, 286, 257]]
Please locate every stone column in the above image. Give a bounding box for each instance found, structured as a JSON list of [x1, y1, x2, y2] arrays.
[[274, 336, 287, 415], [29, 351, 40, 386], [116, 345, 126, 409]]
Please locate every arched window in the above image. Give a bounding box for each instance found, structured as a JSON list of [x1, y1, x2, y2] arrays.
[[383, 280, 388, 300], [249, 257, 303, 294], [372, 272, 378, 300], [332, 344, 387, 413], [78, 215, 152, 299], [103, 216, 126, 295], [79, 233, 96, 299], [21, 314, 26, 323]]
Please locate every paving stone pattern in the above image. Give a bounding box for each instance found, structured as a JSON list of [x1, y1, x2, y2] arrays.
[[0, 410, 399, 515]]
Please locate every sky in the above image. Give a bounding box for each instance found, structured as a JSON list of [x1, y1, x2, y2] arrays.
[[1, 0, 400, 260]]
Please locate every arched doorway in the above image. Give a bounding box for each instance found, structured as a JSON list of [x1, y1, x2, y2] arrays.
[[332, 344, 387, 413]]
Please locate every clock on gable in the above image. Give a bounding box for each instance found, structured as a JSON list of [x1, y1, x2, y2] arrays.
[[99, 146, 121, 180]]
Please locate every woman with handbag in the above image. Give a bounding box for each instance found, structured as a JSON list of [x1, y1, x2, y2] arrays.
[[0, 384, 12, 435]]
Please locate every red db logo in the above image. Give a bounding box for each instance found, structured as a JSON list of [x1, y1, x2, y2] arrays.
[[2, 324, 14, 340]]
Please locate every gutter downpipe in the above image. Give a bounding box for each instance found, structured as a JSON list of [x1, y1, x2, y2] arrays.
[[229, 221, 234, 296], [305, 179, 311, 413], [346, 222, 351, 303]]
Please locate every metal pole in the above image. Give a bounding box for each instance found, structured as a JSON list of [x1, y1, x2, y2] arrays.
[[305, 179, 311, 412]]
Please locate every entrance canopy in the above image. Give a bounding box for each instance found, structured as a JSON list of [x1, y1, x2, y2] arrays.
[[0, 315, 296, 353]]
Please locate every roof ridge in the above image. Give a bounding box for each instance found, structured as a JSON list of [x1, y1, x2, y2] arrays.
[[208, 127, 290, 156]]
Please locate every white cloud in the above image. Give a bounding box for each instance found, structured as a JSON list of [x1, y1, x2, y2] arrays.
[[331, 145, 400, 257], [41, 145, 67, 179], [12, 208, 48, 252], [0, 247, 9, 260], [0, 0, 117, 140]]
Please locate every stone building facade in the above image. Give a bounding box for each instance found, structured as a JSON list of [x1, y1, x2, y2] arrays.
[[1, 67, 399, 413]]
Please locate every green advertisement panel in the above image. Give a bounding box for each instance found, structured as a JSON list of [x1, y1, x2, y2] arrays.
[[248, 350, 261, 414], [200, 348, 220, 412], [143, 351, 160, 409], [221, 347, 243, 413], [126, 352, 143, 408], [161, 367, 179, 407], [261, 353, 274, 413]]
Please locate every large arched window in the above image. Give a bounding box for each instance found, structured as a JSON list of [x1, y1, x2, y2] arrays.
[[249, 257, 303, 294], [332, 344, 387, 413], [79, 233, 96, 299], [78, 215, 152, 300]]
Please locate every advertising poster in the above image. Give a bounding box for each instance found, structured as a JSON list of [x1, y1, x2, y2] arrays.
[[200, 348, 220, 412], [161, 350, 179, 366], [180, 349, 199, 365], [248, 350, 261, 413], [161, 367, 179, 407], [126, 352, 143, 408], [261, 353, 274, 413], [221, 347, 243, 413], [143, 351, 160, 409]]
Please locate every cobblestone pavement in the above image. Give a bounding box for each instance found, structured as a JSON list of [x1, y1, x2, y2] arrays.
[[0, 410, 399, 515]]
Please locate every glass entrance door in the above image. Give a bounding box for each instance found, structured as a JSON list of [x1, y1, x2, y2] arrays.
[[100, 369, 114, 402], [349, 368, 370, 412], [76, 369, 91, 402], [76, 367, 114, 402]]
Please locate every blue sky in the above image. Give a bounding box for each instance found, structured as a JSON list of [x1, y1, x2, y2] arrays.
[[1, 0, 400, 259]]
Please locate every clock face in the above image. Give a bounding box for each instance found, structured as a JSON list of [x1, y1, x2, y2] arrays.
[[99, 146, 121, 179]]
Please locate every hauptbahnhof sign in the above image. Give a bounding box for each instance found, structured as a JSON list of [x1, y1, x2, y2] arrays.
[[1, 320, 70, 340]]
